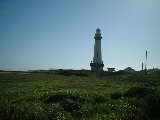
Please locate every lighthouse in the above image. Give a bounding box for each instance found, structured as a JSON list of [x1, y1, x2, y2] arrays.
[[90, 28, 104, 71]]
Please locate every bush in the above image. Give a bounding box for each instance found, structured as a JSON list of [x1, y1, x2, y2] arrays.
[[110, 91, 123, 100], [44, 91, 84, 112], [45, 92, 84, 103], [91, 94, 108, 104], [60, 99, 81, 112], [124, 86, 154, 98], [76, 104, 110, 119], [0, 103, 49, 120], [140, 91, 160, 120]]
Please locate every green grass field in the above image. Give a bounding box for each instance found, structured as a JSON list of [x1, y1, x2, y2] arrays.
[[0, 73, 160, 120]]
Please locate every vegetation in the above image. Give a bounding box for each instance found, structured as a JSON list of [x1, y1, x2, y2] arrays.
[[0, 72, 160, 120]]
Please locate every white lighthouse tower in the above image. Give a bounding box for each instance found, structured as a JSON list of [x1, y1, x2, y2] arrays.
[[90, 28, 104, 71]]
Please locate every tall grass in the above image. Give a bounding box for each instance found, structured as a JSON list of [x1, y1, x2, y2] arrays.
[[0, 73, 160, 119]]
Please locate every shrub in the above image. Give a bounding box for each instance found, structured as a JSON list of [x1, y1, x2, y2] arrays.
[[76, 104, 110, 119], [124, 86, 154, 98], [110, 91, 123, 100], [44, 91, 84, 112], [140, 91, 160, 120], [91, 94, 108, 104], [44, 92, 84, 103], [45, 92, 68, 103], [0, 103, 48, 120], [60, 99, 81, 112]]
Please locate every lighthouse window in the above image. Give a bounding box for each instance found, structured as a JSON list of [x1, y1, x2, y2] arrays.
[[97, 52, 98, 57]]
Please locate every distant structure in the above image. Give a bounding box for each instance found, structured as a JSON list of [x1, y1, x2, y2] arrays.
[[145, 51, 148, 73], [107, 68, 115, 72], [90, 28, 104, 71], [147, 68, 160, 74], [124, 67, 135, 73], [142, 63, 144, 73]]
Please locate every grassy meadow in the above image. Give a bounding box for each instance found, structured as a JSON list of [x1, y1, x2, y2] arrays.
[[0, 72, 160, 120]]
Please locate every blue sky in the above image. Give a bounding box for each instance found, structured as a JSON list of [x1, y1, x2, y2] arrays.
[[0, 0, 160, 71]]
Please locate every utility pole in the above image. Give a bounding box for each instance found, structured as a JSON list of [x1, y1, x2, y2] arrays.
[[142, 63, 143, 73]]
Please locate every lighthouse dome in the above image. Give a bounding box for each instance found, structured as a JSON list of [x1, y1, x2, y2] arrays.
[[96, 28, 101, 34]]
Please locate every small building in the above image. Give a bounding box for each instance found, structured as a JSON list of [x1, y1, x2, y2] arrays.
[[124, 67, 135, 73], [147, 68, 160, 74], [107, 68, 115, 72]]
